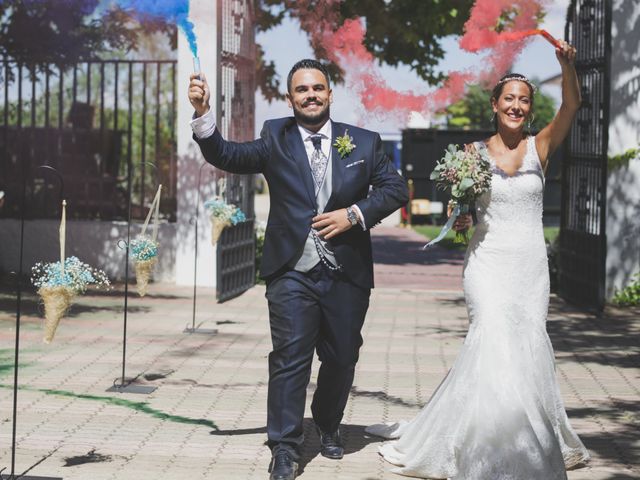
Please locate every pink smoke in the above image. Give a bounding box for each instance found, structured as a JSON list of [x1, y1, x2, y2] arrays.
[[324, 19, 475, 121], [460, 0, 544, 52], [288, 0, 548, 124]]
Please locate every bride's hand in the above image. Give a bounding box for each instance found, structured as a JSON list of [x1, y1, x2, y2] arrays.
[[453, 214, 473, 232], [555, 40, 577, 68], [447, 201, 472, 231]]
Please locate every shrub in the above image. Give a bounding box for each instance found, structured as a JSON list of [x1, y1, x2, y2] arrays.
[[612, 273, 640, 307]]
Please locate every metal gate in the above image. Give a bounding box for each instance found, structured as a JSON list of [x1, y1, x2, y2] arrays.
[[558, 0, 611, 310], [0, 59, 177, 221], [215, 0, 257, 301]]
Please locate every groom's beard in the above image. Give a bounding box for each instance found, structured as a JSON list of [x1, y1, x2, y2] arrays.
[[292, 98, 330, 127]]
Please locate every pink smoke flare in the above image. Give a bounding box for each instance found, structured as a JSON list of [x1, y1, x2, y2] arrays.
[[288, 0, 547, 124]]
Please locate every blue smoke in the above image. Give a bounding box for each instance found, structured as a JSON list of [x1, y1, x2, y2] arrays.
[[117, 0, 198, 56]]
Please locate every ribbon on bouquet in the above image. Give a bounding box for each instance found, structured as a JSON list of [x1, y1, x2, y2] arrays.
[[141, 184, 163, 242], [59, 200, 67, 273], [422, 203, 469, 249]]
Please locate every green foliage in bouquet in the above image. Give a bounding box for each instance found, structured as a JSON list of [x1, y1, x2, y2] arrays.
[[429, 144, 491, 244], [430, 144, 492, 203]]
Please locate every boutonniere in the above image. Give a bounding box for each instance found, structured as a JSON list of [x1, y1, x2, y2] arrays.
[[333, 129, 356, 158]]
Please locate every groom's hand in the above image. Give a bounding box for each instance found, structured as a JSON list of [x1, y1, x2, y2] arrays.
[[188, 73, 211, 117], [312, 208, 352, 240]]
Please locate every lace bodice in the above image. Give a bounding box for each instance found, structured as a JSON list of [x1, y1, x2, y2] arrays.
[[473, 136, 545, 240]]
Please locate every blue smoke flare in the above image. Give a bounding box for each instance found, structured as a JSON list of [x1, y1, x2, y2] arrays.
[[117, 0, 198, 56]]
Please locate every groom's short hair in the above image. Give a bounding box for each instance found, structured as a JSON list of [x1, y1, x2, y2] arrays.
[[287, 59, 330, 93]]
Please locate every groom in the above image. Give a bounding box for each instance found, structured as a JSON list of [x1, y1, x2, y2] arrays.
[[188, 59, 408, 480]]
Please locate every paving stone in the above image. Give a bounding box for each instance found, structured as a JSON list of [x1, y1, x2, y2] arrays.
[[0, 227, 637, 478]]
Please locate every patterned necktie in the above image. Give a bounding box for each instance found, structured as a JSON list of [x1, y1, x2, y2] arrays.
[[309, 135, 328, 189]]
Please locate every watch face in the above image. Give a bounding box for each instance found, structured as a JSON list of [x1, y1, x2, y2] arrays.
[[347, 208, 358, 225]]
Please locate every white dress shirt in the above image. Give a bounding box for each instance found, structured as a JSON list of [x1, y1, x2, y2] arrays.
[[190, 109, 366, 229]]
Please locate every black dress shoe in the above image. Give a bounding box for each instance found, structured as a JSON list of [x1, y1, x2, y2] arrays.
[[268, 451, 298, 480], [316, 426, 344, 459]]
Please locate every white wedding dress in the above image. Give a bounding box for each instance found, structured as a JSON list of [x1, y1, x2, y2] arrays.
[[367, 136, 589, 479]]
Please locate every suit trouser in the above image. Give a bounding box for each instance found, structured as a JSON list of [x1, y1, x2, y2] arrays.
[[264, 262, 370, 460]]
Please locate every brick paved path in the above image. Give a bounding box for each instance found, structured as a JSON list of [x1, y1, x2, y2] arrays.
[[0, 227, 637, 479], [372, 227, 465, 291]]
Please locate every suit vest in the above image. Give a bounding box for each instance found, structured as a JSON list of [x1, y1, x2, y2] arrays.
[[291, 149, 337, 271]]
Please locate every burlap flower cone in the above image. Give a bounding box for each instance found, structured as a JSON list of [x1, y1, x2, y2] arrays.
[[135, 257, 157, 297], [211, 217, 230, 245], [39, 286, 75, 343]]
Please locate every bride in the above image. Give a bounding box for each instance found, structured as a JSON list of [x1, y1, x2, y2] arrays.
[[366, 39, 590, 479]]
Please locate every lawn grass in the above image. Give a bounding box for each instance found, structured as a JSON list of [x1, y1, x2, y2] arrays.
[[543, 226, 559, 244], [412, 225, 471, 251], [413, 225, 561, 250]]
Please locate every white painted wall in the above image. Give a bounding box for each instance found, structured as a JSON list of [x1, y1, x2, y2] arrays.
[[176, 0, 220, 287], [0, 219, 176, 282], [605, 0, 640, 298]]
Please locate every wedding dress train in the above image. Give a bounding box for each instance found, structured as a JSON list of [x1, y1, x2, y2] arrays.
[[367, 137, 589, 479]]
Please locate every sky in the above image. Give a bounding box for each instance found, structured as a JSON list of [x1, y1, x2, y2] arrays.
[[254, 0, 570, 136]]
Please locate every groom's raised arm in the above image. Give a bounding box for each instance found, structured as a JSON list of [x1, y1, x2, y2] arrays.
[[188, 73, 269, 174], [355, 133, 409, 228]]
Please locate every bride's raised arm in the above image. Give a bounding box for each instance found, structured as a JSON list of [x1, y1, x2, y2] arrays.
[[535, 39, 581, 170]]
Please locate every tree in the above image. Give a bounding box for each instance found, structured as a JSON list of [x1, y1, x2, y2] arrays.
[[0, 0, 174, 79], [339, 0, 475, 85], [444, 85, 495, 129], [254, 0, 475, 101], [443, 82, 557, 131], [2, 0, 529, 112]]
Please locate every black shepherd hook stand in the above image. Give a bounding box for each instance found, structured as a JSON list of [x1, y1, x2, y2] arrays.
[[184, 162, 218, 335], [2, 165, 64, 480], [106, 161, 159, 395]]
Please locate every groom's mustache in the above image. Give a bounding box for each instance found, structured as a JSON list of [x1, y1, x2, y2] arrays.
[[302, 98, 323, 107]]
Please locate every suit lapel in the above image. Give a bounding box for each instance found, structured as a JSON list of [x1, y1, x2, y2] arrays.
[[284, 120, 316, 206], [326, 121, 346, 211]]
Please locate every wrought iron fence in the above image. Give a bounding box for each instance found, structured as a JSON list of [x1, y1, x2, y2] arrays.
[[559, 0, 611, 309], [215, 0, 257, 302], [217, 0, 256, 220], [0, 59, 177, 221]]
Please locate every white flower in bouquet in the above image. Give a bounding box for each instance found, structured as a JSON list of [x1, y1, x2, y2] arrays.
[[32, 256, 111, 293], [130, 184, 163, 297], [204, 197, 247, 245], [130, 235, 159, 262], [130, 234, 159, 297], [31, 256, 110, 343]]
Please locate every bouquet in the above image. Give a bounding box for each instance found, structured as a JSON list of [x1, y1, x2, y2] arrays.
[[203, 197, 246, 245], [424, 144, 492, 247], [130, 234, 159, 296], [131, 184, 162, 297], [32, 256, 110, 343]]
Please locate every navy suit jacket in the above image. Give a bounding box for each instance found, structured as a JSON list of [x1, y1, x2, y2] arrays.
[[194, 117, 409, 288]]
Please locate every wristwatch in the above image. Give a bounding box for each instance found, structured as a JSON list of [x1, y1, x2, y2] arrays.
[[346, 206, 359, 227]]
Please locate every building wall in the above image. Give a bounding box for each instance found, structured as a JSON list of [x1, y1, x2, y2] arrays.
[[175, 0, 220, 287], [605, 0, 640, 297], [0, 219, 177, 282]]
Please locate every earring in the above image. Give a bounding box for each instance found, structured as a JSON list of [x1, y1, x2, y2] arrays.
[[491, 112, 496, 123], [527, 113, 535, 131]]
